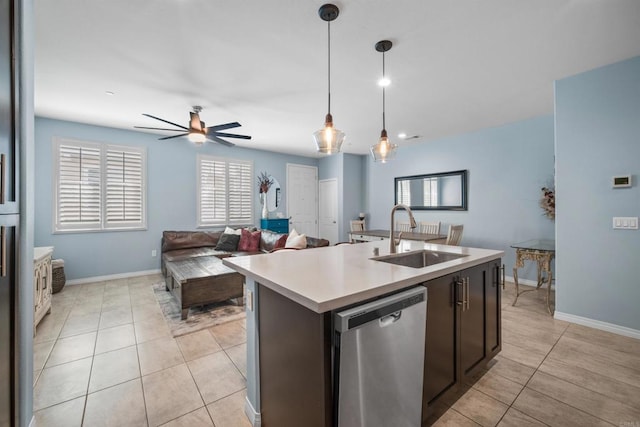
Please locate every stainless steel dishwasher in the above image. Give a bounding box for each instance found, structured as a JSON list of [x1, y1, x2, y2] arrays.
[[334, 286, 427, 427]]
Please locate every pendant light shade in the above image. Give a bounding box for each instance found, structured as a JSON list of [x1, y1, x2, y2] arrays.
[[313, 4, 345, 154], [371, 40, 397, 163]]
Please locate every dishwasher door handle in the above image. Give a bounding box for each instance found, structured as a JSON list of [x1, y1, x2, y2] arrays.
[[379, 311, 402, 327]]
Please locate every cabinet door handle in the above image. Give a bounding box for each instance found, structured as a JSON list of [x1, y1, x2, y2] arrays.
[[500, 264, 505, 290], [0, 226, 5, 277], [465, 277, 470, 311], [456, 279, 464, 306], [0, 154, 5, 204]]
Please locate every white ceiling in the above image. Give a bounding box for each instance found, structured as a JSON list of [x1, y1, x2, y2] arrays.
[[35, 0, 640, 158]]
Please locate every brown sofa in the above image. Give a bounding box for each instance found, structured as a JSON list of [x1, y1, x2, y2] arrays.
[[160, 229, 330, 276], [160, 229, 330, 318]]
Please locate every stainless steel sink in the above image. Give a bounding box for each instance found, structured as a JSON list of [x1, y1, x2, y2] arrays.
[[372, 250, 468, 268]]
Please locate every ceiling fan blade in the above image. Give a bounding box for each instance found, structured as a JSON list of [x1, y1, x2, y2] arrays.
[[211, 132, 252, 140], [207, 122, 241, 131], [142, 113, 188, 130], [134, 126, 186, 131], [207, 135, 235, 147], [158, 133, 189, 140]]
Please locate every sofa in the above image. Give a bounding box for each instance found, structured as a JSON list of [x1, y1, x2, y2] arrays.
[[161, 229, 330, 318]]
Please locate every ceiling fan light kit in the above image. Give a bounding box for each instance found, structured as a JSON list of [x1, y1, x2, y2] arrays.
[[371, 40, 398, 163], [313, 3, 345, 155], [134, 106, 251, 147]]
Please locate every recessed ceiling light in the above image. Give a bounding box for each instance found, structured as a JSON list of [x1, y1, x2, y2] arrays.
[[378, 77, 391, 87], [105, 91, 115, 96], [398, 133, 407, 139]]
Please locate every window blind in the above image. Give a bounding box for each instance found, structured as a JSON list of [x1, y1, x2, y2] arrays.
[[105, 147, 145, 227], [57, 142, 102, 228], [54, 138, 146, 232], [397, 179, 411, 205], [198, 155, 253, 226]]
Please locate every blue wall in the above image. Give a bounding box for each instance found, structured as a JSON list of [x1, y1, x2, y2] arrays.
[[555, 56, 640, 331], [365, 115, 556, 280], [34, 118, 317, 280]]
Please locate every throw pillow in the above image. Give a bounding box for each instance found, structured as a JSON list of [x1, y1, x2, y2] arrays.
[[224, 226, 241, 235], [274, 233, 288, 249], [215, 233, 240, 251], [285, 232, 307, 249], [238, 228, 261, 252]]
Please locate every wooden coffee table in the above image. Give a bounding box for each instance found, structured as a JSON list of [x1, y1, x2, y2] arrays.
[[165, 256, 244, 319]]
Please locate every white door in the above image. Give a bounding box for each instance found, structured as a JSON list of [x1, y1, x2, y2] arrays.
[[319, 179, 339, 244], [287, 164, 318, 237]]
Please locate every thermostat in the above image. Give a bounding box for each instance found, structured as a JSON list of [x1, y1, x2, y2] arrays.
[[612, 175, 632, 188]]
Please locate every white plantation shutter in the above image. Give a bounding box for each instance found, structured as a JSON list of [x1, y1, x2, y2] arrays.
[[199, 157, 227, 225], [55, 141, 102, 230], [53, 138, 147, 232], [198, 155, 253, 226], [423, 177, 438, 207], [397, 179, 411, 205], [228, 161, 252, 224], [105, 146, 146, 229]]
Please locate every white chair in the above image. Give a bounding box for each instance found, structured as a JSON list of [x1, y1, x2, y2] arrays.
[[395, 221, 412, 232], [419, 221, 441, 235], [445, 224, 464, 246], [350, 220, 365, 232]]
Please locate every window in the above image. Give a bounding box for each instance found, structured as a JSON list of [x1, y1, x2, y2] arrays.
[[197, 155, 253, 226], [53, 138, 146, 232]]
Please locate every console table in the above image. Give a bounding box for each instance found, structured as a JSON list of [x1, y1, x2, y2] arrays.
[[511, 239, 555, 314], [34, 246, 54, 329]]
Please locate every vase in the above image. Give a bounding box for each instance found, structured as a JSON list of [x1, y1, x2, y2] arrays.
[[261, 194, 268, 219]]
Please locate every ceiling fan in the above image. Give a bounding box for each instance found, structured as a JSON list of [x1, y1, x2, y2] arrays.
[[134, 106, 251, 147]]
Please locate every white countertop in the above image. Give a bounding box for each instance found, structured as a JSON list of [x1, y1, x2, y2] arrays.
[[223, 240, 503, 313]]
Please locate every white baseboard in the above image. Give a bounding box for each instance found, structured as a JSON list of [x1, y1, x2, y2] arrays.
[[504, 275, 556, 290], [244, 396, 261, 427], [554, 311, 640, 340], [66, 269, 162, 285]]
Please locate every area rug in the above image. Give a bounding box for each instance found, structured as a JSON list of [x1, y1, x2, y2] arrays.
[[152, 282, 246, 337]]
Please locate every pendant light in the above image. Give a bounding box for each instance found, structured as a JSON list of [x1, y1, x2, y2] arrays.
[[313, 4, 345, 154], [370, 40, 398, 163]]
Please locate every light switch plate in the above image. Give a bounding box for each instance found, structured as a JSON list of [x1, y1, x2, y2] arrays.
[[613, 217, 639, 230]]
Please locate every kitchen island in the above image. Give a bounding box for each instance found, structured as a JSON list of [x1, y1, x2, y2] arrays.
[[223, 240, 504, 427]]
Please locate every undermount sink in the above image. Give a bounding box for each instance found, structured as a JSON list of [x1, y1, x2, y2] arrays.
[[372, 250, 468, 268]]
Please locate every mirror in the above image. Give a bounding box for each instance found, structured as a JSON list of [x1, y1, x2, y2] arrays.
[[395, 170, 467, 210], [266, 176, 281, 212]]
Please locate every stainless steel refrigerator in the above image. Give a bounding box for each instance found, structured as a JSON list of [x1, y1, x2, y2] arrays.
[[1, 0, 20, 425]]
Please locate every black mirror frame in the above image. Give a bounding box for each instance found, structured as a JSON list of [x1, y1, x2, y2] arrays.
[[394, 170, 468, 211]]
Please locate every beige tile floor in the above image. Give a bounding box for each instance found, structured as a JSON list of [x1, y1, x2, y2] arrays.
[[33, 275, 640, 426], [33, 274, 250, 427]]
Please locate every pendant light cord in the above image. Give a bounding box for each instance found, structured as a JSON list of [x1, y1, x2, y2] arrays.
[[382, 50, 386, 130], [327, 20, 331, 115]]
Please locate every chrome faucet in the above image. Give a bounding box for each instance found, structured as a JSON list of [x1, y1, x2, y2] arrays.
[[389, 204, 417, 254]]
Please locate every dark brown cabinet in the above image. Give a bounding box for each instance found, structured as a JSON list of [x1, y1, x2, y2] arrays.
[[257, 259, 501, 427], [422, 260, 502, 421]]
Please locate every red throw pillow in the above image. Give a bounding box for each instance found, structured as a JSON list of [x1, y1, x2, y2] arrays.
[[274, 234, 288, 249], [238, 228, 261, 252]]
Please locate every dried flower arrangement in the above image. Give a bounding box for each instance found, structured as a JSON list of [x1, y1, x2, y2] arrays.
[[540, 187, 555, 220], [257, 172, 274, 194]]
